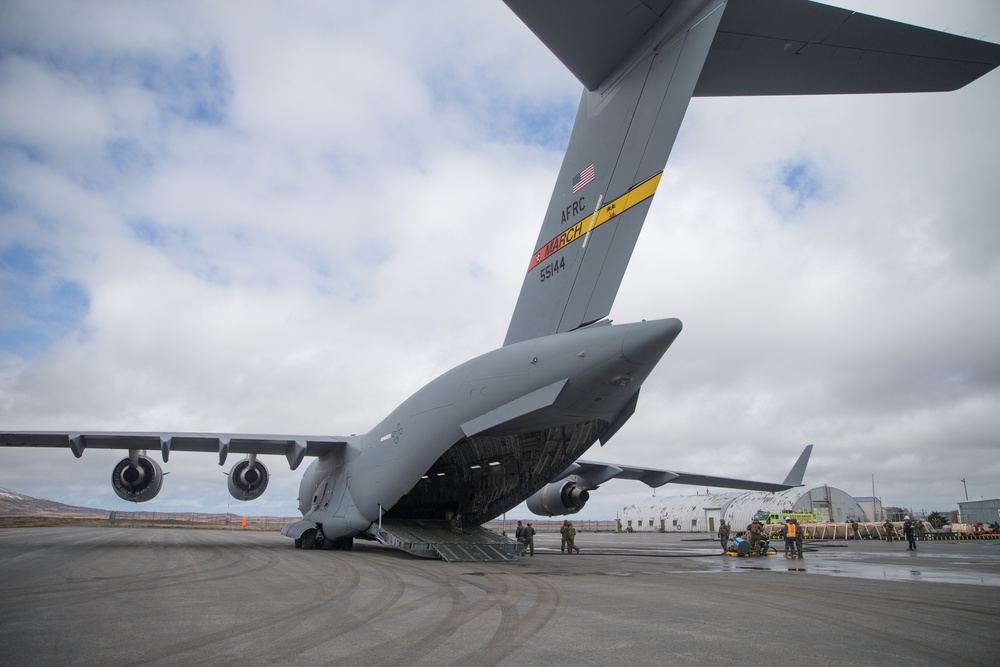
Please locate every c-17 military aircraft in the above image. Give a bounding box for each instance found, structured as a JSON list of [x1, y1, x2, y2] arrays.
[[3, 0, 1000, 560]]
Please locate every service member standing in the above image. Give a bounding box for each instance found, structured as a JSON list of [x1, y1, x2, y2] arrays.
[[566, 521, 580, 554], [522, 522, 536, 556], [718, 520, 730, 552], [560, 520, 570, 553], [883, 519, 895, 542], [793, 518, 804, 559], [783, 518, 797, 557], [748, 518, 763, 555], [903, 516, 917, 551]]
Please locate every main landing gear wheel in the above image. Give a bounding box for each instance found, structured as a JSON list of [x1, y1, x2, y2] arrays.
[[298, 528, 318, 550], [320, 534, 353, 550]]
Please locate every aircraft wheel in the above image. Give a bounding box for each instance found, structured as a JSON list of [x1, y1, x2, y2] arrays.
[[320, 533, 336, 550], [333, 536, 353, 550], [300, 528, 318, 550], [294, 536, 303, 549]]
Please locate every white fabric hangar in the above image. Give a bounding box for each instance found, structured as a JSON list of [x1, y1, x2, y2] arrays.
[[620, 486, 866, 533]]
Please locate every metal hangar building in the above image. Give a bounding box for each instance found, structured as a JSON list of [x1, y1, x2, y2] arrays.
[[620, 485, 866, 533]]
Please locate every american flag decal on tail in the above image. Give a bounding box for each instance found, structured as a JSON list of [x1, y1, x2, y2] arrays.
[[572, 163, 595, 193]]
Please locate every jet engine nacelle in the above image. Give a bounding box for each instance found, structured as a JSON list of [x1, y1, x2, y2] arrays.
[[111, 454, 164, 502], [526, 479, 590, 516], [228, 458, 269, 501]]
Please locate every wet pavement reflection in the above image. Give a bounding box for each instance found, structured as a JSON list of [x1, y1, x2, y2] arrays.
[[531, 531, 1000, 586]]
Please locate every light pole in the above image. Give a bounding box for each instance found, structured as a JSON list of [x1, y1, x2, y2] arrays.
[[871, 473, 879, 521]]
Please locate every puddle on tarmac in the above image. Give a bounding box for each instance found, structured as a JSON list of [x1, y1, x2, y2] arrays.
[[715, 558, 1000, 586]]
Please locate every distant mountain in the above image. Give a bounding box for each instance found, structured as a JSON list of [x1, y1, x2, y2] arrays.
[[0, 488, 109, 518]]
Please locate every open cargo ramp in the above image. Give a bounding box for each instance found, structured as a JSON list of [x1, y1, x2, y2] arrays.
[[375, 519, 522, 562]]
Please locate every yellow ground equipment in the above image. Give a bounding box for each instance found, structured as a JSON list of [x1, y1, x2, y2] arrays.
[[724, 536, 776, 557]]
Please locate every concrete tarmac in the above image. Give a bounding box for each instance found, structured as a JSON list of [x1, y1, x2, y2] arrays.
[[1, 527, 998, 666]]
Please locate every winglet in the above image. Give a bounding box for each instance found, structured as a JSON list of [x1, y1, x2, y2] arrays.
[[781, 444, 813, 487]]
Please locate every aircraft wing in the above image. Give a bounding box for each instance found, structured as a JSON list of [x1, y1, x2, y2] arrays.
[[567, 444, 813, 493], [0, 431, 349, 471]]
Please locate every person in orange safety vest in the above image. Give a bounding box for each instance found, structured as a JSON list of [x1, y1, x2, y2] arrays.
[[783, 518, 797, 557]]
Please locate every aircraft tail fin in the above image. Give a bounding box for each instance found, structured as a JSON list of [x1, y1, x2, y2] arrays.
[[781, 444, 813, 487], [503, 0, 727, 346]]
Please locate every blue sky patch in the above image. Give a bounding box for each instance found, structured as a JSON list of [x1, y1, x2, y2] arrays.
[[424, 67, 573, 150], [0, 246, 90, 359], [0, 244, 43, 277], [127, 219, 232, 285], [105, 138, 154, 175], [129, 219, 168, 247], [30, 44, 232, 127], [513, 104, 574, 150], [148, 49, 231, 125], [779, 159, 823, 210]]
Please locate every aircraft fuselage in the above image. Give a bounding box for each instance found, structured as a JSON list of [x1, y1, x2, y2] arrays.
[[298, 318, 682, 539]]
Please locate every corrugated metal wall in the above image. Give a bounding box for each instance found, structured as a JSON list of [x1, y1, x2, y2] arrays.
[[620, 486, 866, 532], [792, 486, 866, 523], [958, 499, 1000, 525]]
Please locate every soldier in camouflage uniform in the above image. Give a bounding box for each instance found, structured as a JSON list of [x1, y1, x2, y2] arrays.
[[522, 522, 536, 556], [748, 519, 763, 555], [883, 519, 895, 542], [566, 521, 580, 554], [718, 520, 730, 552], [793, 518, 804, 559]]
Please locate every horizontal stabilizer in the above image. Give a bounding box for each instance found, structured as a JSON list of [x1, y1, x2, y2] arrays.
[[504, 0, 676, 92], [506, 0, 1000, 96], [695, 0, 1000, 96]]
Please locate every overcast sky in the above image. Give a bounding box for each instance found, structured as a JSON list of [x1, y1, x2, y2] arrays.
[[2, 1, 998, 521]]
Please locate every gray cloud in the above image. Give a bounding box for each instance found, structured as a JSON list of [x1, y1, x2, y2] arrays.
[[1, 1, 998, 519]]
